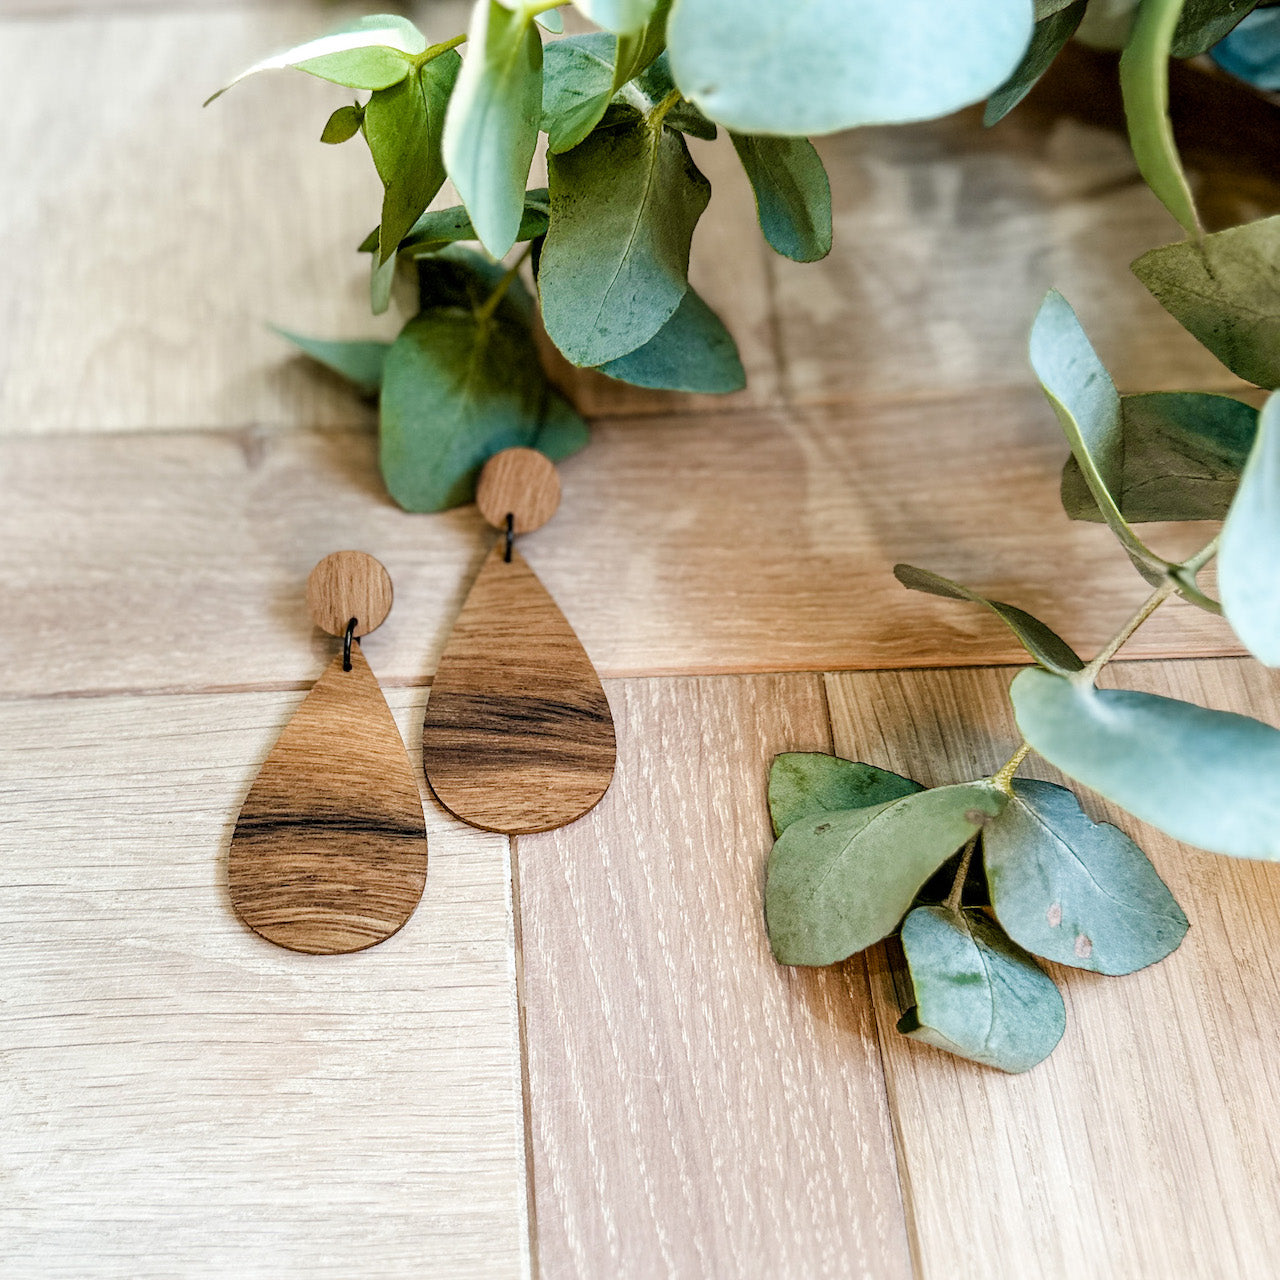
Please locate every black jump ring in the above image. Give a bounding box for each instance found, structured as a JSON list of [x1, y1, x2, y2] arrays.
[[343, 616, 357, 671], [504, 512, 514, 563]]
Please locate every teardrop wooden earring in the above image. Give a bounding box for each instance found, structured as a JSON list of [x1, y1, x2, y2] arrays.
[[422, 449, 617, 834], [228, 552, 429, 954]]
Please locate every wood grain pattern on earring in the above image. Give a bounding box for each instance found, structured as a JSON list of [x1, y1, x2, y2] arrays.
[[422, 542, 616, 834], [228, 641, 428, 954], [306, 550, 393, 638], [475, 448, 561, 534]]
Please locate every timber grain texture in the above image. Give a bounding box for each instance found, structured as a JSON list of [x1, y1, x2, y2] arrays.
[[6, 2, 1280, 1277], [422, 543, 616, 834]]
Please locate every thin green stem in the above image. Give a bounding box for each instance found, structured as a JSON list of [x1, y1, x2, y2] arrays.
[[944, 836, 979, 914], [416, 33, 467, 67], [991, 743, 1032, 795], [648, 87, 683, 130], [475, 242, 535, 324]]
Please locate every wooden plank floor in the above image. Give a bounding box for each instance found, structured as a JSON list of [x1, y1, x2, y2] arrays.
[[5, 4, 1280, 1277]]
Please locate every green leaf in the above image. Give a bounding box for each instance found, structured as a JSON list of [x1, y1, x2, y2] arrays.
[[1119, 0, 1200, 236], [1131, 217, 1280, 389], [205, 16, 426, 103], [984, 0, 1086, 125], [666, 0, 1034, 135], [894, 563, 1084, 675], [765, 783, 1006, 966], [767, 753, 923, 838], [984, 778, 1188, 974], [1029, 291, 1167, 580], [898, 906, 1065, 1073], [594, 285, 744, 392], [1171, 0, 1261, 57], [378, 250, 586, 511], [321, 103, 364, 144], [443, 1, 544, 258], [403, 191, 550, 258], [1062, 392, 1257, 523], [540, 115, 710, 366], [272, 327, 389, 394], [1220, 392, 1280, 665], [535, 7, 564, 32], [576, 0, 659, 33], [364, 51, 461, 263], [1011, 667, 1280, 859], [540, 33, 617, 153], [730, 134, 832, 263], [611, 0, 671, 89], [370, 251, 397, 316]]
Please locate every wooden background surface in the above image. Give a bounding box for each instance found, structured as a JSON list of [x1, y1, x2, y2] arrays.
[[4, 2, 1280, 1276]]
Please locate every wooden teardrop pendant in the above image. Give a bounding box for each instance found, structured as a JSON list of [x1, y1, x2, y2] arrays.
[[423, 449, 616, 834], [228, 553, 428, 954]]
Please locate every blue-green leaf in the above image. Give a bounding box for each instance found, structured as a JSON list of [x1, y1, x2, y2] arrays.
[[765, 782, 1006, 966], [540, 33, 617, 153], [577, 0, 659, 33], [611, 0, 670, 88], [1061, 392, 1257, 523], [273, 327, 389, 394], [898, 906, 1065, 1073], [364, 51, 461, 263], [594, 286, 744, 392], [894, 563, 1084, 675], [205, 16, 425, 102], [1011, 667, 1280, 859], [1220, 391, 1280, 665], [767, 753, 923, 838], [540, 115, 710, 366], [984, 778, 1187, 974], [1131, 217, 1280, 390], [443, 1, 544, 257], [379, 250, 586, 511], [985, 0, 1086, 125], [1172, 0, 1261, 58], [1029, 290, 1167, 579], [730, 134, 831, 263], [667, 0, 1035, 135]]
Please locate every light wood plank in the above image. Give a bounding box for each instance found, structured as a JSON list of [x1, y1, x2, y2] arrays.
[[825, 658, 1280, 1280], [516, 674, 913, 1280], [0, 685, 529, 1279], [771, 45, 1278, 408], [0, 5, 778, 436], [0, 393, 1241, 698]]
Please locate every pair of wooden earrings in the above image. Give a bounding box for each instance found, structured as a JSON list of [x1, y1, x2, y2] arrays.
[[228, 449, 616, 954]]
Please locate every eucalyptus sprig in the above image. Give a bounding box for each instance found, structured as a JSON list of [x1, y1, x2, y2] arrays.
[[765, 0, 1280, 1072], [210, 0, 1038, 510]]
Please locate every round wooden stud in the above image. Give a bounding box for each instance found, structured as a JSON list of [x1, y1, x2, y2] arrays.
[[475, 448, 561, 534], [306, 551, 393, 638]]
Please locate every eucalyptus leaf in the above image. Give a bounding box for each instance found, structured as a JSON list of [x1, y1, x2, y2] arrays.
[[1011, 667, 1280, 859], [272, 327, 389, 394], [364, 51, 461, 263], [767, 752, 923, 838], [1220, 392, 1280, 665], [894, 563, 1083, 675], [534, 7, 564, 32], [765, 782, 1006, 966], [444, 1, 544, 258], [1132, 218, 1280, 390], [666, 0, 1035, 135], [594, 285, 744, 391], [626, 54, 717, 138], [540, 33, 616, 153], [1119, 0, 1200, 236], [321, 103, 364, 144], [1029, 291, 1166, 579], [402, 192, 550, 257], [540, 116, 710, 366], [1171, 0, 1261, 56], [730, 134, 831, 263], [205, 15, 425, 103], [379, 251, 586, 510], [370, 250, 397, 316], [1062, 392, 1256, 523], [612, 0, 670, 89], [576, 0, 659, 33], [985, 778, 1188, 974], [898, 905, 1066, 1073], [985, 0, 1086, 125]]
